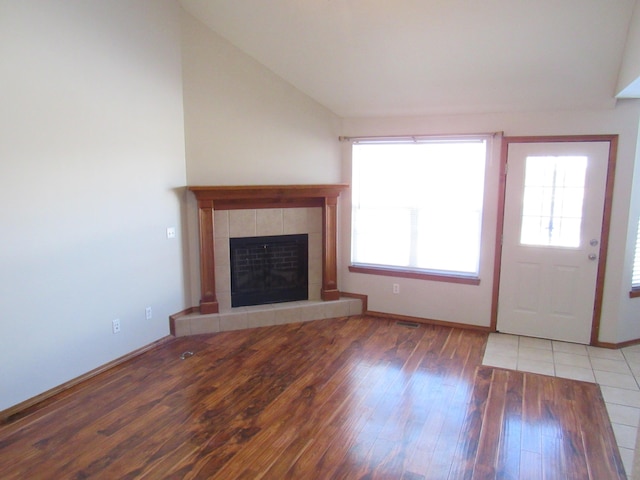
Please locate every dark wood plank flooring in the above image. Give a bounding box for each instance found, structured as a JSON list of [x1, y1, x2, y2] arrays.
[[0, 315, 626, 479]]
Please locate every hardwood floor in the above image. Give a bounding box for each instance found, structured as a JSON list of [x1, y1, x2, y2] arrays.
[[0, 315, 626, 479]]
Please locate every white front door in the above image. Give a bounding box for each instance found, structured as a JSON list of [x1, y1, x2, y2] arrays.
[[497, 140, 611, 344]]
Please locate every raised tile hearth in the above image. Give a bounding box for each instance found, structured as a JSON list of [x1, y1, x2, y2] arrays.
[[171, 297, 363, 337]]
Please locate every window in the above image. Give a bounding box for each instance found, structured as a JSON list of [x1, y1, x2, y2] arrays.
[[350, 136, 489, 282], [631, 216, 640, 296], [520, 156, 587, 248]]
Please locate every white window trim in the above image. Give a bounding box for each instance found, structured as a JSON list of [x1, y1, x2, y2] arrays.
[[348, 134, 495, 284], [631, 216, 640, 297]]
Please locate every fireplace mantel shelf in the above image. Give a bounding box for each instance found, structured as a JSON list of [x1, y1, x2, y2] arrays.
[[189, 184, 349, 210], [188, 184, 349, 314]]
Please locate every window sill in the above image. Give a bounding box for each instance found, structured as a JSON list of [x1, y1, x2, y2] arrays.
[[629, 289, 640, 298], [348, 264, 480, 285]]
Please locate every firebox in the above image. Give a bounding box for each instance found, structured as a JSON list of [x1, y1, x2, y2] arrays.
[[229, 234, 308, 308]]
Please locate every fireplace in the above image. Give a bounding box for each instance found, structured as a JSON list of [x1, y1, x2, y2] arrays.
[[188, 184, 349, 314], [230, 234, 308, 307]]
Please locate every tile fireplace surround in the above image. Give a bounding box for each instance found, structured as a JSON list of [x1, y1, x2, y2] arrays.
[[171, 185, 362, 337]]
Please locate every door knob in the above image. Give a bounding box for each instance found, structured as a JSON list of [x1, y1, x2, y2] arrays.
[[588, 253, 597, 261], [590, 239, 599, 246]]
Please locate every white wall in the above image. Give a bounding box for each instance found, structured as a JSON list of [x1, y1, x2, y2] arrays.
[[0, 0, 187, 411], [180, 11, 342, 306], [617, 0, 640, 97], [181, 11, 342, 186], [619, 112, 640, 342], [340, 101, 640, 344]]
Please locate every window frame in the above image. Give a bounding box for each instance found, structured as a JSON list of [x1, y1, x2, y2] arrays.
[[630, 215, 640, 298], [347, 134, 492, 285]]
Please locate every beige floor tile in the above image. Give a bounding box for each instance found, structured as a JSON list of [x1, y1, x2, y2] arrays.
[[555, 364, 595, 383], [482, 353, 517, 370], [606, 403, 640, 427], [487, 332, 519, 347], [553, 351, 592, 368], [623, 350, 640, 364], [612, 423, 638, 449], [518, 347, 554, 363], [517, 358, 555, 376], [618, 446, 634, 477], [552, 340, 588, 355], [623, 344, 640, 353], [587, 346, 626, 360], [484, 343, 518, 357], [628, 361, 640, 378], [590, 357, 632, 375], [519, 336, 552, 350], [600, 386, 640, 408], [595, 370, 639, 390]]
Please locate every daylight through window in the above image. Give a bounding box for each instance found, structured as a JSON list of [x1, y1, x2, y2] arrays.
[[350, 136, 489, 278], [632, 216, 640, 290], [520, 156, 587, 248]]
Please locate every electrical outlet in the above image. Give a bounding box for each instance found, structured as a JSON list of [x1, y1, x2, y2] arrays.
[[393, 283, 400, 294], [166, 227, 176, 239], [112, 318, 121, 334], [145, 306, 152, 320]]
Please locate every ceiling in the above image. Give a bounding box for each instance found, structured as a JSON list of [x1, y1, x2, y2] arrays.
[[179, 0, 637, 118]]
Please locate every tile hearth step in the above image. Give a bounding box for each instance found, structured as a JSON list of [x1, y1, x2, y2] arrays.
[[173, 297, 363, 337]]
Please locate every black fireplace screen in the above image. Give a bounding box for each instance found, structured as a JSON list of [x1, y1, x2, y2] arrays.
[[229, 234, 308, 308]]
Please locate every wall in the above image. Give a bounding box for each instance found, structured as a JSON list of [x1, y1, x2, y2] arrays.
[[340, 101, 640, 344], [180, 11, 342, 306], [617, 0, 640, 96], [619, 112, 640, 342], [0, 0, 187, 411]]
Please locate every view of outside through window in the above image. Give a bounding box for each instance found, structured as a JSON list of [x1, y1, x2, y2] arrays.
[[351, 138, 487, 276], [520, 156, 587, 248], [632, 216, 640, 288]]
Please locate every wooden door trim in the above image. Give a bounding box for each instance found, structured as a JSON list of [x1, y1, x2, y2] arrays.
[[490, 134, 618, 346]]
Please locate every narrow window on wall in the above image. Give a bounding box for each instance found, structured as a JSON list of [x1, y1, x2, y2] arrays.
[[631, 216, 640, 295], [350, 135, 489, 280]]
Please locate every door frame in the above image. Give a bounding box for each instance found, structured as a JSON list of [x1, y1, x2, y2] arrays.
[[490, 135, 618, 346]]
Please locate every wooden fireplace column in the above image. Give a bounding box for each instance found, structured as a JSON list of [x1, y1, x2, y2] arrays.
[[189, 185, 349, 314]]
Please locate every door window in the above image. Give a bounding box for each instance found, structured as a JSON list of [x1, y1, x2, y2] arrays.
[[520, 156, 587, 248]]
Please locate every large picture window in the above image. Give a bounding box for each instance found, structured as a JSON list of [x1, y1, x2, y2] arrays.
[[350, 136, 489, 280]]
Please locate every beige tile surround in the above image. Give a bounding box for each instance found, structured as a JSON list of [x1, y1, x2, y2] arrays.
[[214, 206, 323, 311]]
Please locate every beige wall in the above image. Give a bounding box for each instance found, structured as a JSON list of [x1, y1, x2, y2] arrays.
[[0, 0, 188, 411], [340, 101, 640, 344], [181, 11, 342, 186], [617, 0, 640, 96], [180, 10, 343, 306]]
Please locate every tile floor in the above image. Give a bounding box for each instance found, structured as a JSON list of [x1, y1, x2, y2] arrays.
[[483, 333, 640, 477]]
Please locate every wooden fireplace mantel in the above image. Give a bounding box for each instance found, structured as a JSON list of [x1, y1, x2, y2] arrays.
[[188, 184, 349, 314]]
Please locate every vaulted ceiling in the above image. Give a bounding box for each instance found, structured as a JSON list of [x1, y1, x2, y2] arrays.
[[179, 0, 639, 118]]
